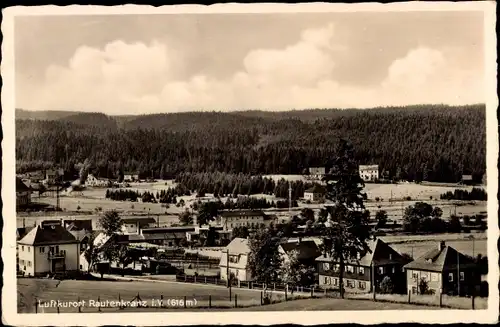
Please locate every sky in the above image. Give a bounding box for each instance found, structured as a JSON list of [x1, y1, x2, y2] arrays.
[[14, 11, 485, 115]]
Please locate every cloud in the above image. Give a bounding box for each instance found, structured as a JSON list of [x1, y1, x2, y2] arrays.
[[19, 23, 484, 114]]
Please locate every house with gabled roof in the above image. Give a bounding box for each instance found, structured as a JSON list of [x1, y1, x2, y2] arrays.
[[403, 241, 477, 296], [17, 220, 81, 276], [304, 184, 326, 202], [219, 237, 252, 282], [316, 238, 408, 293]]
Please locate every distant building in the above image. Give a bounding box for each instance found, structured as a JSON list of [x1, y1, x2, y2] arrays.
[[121, 217, 157, 235], [17, 220, 81, 276], [217, 210, 275, 231], [308, 167, 326, 180], [134, 226, 194, 247], [124, 173, 140, 182], [316, 239, 407, 293], [16, 178, 32, 208], [461, 175, 474, 185], [85, 174, 109, 187], [403, 241, 477, 296], [219, 237, 252, 282], [44, 169, 64, 185], [359, 165, 379, 182], [303, 184, 326, 202]]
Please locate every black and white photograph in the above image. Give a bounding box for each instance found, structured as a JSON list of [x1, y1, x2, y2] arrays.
[[2, 2, 498, 325]]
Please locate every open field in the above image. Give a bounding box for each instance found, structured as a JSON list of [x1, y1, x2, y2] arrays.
[[17, 278, 263, 313]]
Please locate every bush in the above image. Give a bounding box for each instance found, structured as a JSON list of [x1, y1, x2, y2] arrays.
[[379, 276, 394, 294]]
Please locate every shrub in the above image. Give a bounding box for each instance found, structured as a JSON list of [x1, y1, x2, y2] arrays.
[[379, 276, 394, 294]]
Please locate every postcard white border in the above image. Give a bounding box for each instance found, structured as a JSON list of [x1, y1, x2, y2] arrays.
[[2, 2, 499, 325]]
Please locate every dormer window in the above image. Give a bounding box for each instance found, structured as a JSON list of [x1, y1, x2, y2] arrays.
[[389, 254, 392, 260]]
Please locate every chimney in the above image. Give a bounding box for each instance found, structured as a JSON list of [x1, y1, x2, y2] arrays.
[[439, 241, 446, 251]]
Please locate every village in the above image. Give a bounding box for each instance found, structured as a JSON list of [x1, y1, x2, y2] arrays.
[[15, 164, 489, 312]]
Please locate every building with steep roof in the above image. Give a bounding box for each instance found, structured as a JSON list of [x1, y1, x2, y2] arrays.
[[315, 238, 408, 293], [17, 220, 80, 276], [219, 237, 252, 282], [403, 241, 477, 296]]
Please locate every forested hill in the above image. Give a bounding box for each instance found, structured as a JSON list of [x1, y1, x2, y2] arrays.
[[15, 104, 486, 183]]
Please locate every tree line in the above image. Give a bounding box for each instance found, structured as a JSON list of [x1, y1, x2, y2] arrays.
[[16, 104, 485, 183], [440, 188, 487, 201]]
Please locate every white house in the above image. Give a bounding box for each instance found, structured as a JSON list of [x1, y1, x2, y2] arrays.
[[219, 237, 252, 282], [308, 167, 326, 180], [359, 165, 379, 182], [17, 220, 81, 276], [85, 174, 109, 187], [124, 173, 140, 182], [303, 184, 326, 202]]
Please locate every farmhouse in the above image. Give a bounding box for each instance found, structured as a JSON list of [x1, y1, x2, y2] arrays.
[[219, 237, 252, 282], [403, 241, 477, 296], [217, 210, 275, 231], [85, 174, 110, 187], [16, 178, 32, 208], [308, 167, 326, 180], [316, 239, 407, 293], [17, 220, 80, 277], [359, 165, 379, 182], [303, 184, 326, 202], [135, 226, 194, 246]]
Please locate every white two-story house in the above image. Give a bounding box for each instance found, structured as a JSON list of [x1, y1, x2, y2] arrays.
[[17, 220, 81, 276]]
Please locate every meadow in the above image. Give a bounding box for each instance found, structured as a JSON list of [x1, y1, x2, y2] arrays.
[[17, 278, 264, 313]]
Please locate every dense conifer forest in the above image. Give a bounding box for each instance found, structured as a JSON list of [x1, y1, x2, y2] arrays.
[[15, 104, 486, 183]]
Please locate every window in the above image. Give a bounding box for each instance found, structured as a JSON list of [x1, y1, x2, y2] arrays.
[[359, 267, 365, 275], [392, 266, 395, 274], [39, 247, 45, 253], [346, 265, 354, 273], [27, 247, 30, 253], [460, 272, 465, 281], [332, 278, 338, 286], [448, 273, 454, 282], [324, 277, 328, 284], [346, 280, 354, 288], [334, 264, 340, 272], [431, 273, 439, 282], [378, 266, 385, 274], [22, 246, 24, 251], [27, 261, 32, 267], [358, 281, 366, 289], [323, 263, 330, 271], [412, 271, 419, 280], [19, 259, 24, 265]]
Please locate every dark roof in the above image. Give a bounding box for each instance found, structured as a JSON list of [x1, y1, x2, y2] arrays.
[[280, 240, 321, 261], [316, 239, 405, 266], [16, 178, 31, 192], [220, 210, 266, 218], [18, 224, 79, 245], [65, 219, 93, 231], [305, 185, 326, 194], [403, 244, 475, 272]]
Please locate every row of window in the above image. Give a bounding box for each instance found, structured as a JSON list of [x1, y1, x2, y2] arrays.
[[19, 259, 32, 267], [323, 277, 367, 290], [323, 263, 396, 275], [39, 246, 61, 254], [229, 222, 264, 228], [411, 271, 464, 282]]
